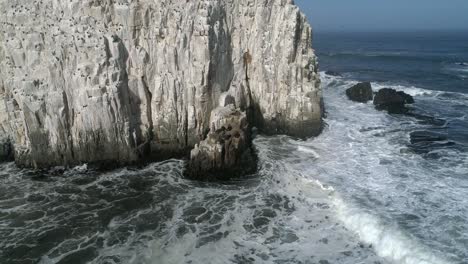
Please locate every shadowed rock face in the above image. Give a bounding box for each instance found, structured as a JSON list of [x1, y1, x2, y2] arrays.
[[187, 105, 256, 180], [0, 138, 13, 161], [373, 88, 414, 114], [346, 82, 373, 103], [0, 0, 322, 174]]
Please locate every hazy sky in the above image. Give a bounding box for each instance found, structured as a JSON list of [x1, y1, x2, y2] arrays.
[[295, 0, 468, 32]]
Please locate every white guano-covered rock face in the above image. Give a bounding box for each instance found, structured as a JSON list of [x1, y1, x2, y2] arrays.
[[0, 0, 322, 168]]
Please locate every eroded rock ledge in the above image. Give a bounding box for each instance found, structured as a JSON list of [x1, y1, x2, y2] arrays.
[[0, 0, 322, 177], [188, 105, 256, 180]]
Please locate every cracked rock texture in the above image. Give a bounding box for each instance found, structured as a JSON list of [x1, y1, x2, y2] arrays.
[[0, 0, 322, 168], [188, 105, 255, 180]]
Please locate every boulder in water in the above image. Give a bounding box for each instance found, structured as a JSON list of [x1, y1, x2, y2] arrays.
[[373, 88, 414, 113], [408, 130, 454, 155], [410, 131, 447, 144], [346, 82, 373, 103], [187, 105, 256, 180]]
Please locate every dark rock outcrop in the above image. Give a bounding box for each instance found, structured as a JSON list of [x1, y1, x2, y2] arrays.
[[398, 91, 415, 104], [187, 106, 256, 180], [346, 82, 373, 103], [325, 70, 341, 76], [408, 130, 454, 155], [373, 88, 414, 113], [0, 138, 14, 162], [410, 131, 448, 144]]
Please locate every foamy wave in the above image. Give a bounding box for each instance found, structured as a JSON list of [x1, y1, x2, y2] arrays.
[[309, 72, 466, 263], [454, 62, 468, 67], [372, 83, 436, 97], [320, 71, 342, 80], [333, 197, 451, 264], [444, 63, 468, 77], [303, 175, 451, 264], [70, 163, 88, 172], [297, 146, 320, 158], [302, 177, 335, 192], [320, 71, 438, 97]]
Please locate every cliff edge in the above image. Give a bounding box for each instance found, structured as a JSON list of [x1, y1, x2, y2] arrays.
[[0, 0, 322, 174]]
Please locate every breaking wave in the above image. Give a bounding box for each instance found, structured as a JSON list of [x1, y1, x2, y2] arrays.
[[333, 197, 450, 264], [1, 72, 467, 264]]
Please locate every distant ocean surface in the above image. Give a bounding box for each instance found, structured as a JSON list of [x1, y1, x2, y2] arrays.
[[316, 31, 468, 94], [1, 32, 467, 264]]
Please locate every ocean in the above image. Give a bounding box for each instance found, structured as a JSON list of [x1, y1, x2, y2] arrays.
[[1, 32, 467, 264]]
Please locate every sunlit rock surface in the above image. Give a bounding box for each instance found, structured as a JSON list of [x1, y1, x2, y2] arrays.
[[0, 0, 321, 168], [188, 105, 256, 180]]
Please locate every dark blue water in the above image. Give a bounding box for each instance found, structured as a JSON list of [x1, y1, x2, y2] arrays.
[[316, 31, 468, 152], [316, 31, 468, 94], [310, 31, 468, 264]]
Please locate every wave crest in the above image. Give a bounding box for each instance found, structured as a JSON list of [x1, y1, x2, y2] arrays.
[[333, 196, 451, 264]]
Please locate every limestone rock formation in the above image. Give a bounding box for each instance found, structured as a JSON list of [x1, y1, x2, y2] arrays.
[[0, 0, 322, 171], [346, 82, 373, 103], [188, 105, 255, 180]]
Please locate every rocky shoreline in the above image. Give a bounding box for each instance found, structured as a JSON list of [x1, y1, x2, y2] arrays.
[[0, 0, 323, 179]]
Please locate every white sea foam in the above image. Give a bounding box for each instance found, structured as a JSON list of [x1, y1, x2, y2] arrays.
[[372, 82, 437, 97], [144, 135, 389, 264], [302, 174, 452, 264], [333, 196, 450, 264], [296, 145, 320, 158], [2, 70, 466, 263], [321, 71, 441, 97], [302, 73, 467, 263]]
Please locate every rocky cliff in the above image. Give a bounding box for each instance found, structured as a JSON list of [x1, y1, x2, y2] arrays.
[[0, 0, 322, 169]]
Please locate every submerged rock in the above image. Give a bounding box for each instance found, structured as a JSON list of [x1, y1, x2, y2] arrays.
[[0, 0, 323, 177], [373, 88, 414, 113], [406, 113, 446, 126], [410, 131, 448, 144], [346, 82, 373, 103], [408, 130, 454, 155], [188, 105, 256, 180]]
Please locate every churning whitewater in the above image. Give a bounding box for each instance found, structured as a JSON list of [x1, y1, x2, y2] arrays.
[[1, 72, 467, 264]]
